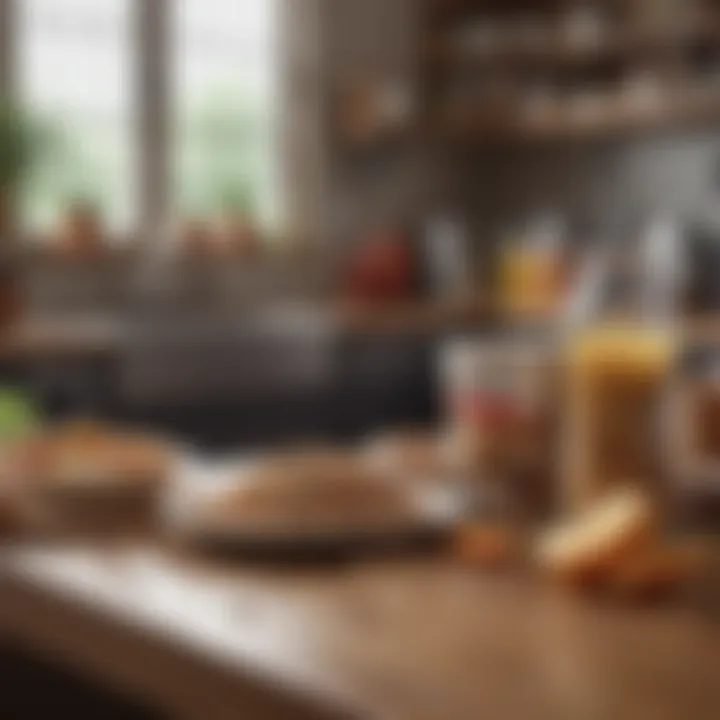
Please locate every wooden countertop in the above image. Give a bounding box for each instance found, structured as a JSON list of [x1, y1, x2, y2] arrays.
[[2, 542, 720, 720]]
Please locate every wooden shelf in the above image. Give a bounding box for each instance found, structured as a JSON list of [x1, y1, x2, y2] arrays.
[[428, 0, 585, 22], [335, 296, 491, 334], [436, 90, 720, 145], [421, 0, 720, 149], [428, 26, 720, 70]]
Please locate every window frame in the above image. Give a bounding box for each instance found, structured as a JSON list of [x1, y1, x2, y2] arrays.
[[2, 0, 297, 246], [137, 0, 170, 242]]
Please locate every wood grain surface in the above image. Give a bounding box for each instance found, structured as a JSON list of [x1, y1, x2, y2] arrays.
[[2, 541, 720, 720]]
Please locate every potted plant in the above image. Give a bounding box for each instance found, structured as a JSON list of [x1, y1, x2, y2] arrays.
[[214, 180, 260, 259], [55, 195, 106, 258], [0, 103, 37, 240], [0, 103, 41, 327], [178, 215, 217, 258]]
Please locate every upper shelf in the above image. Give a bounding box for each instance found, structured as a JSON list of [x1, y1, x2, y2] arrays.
[[416, 1, 720, 148], [427, 25, 720, 71], [435, 88, 720, 144]]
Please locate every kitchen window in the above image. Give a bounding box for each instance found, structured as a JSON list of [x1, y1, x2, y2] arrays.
[[0, 0, 278, 242], [19, 0, 134, 236], [175, 0, 277, 227]]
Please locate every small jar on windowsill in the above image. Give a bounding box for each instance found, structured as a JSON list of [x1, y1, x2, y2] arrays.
[[54, 199, 107, 259], [214, 184, 261, 260], [215, 210, 260, 260], [178, 217, 218, 258]]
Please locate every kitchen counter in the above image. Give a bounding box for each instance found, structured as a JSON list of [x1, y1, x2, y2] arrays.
[[2, 541, 719, 720]]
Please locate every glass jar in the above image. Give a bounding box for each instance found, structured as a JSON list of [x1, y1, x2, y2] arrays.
[[668, 351, 720, 506], [498, 215, 566, 321], [440, 338, 553, 483], [562, 321, 677, 512]]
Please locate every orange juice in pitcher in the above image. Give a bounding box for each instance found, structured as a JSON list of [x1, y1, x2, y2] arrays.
[[562, 322, 677, 511]]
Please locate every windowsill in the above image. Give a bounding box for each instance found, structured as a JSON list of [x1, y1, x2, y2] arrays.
[[13, 243, 298, 264]]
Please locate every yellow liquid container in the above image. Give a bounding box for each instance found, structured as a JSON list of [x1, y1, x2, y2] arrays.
[[499, 244, 563, 320], [562, 322, 677, 511]]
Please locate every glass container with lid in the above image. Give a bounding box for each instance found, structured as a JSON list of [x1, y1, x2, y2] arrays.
[[560, 215, 683, 511], [439, 335, 556, 525]]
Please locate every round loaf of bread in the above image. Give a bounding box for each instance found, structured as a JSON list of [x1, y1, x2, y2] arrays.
[[201, 449, 419, 533]]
